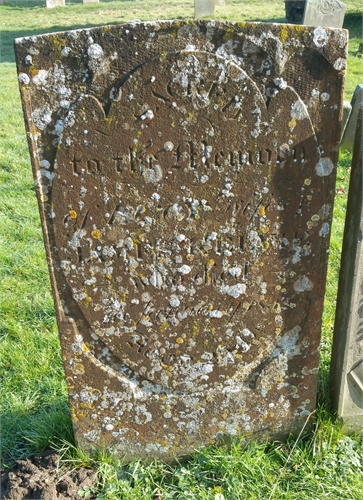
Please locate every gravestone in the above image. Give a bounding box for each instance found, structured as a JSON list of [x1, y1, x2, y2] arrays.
[[14, 21, 347, 461], [330, 108, 363, 432], [303, 0, 346, 28], [83, 0, 99, 3], [340, 100, 352, 142], [341, 84, 363, 150], [194, 0, 215, 18], [215, 0, 225, 6], [285, 0, 306, 23], [46, 0, 65, 7]]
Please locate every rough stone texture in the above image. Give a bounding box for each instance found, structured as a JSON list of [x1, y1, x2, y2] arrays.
[[340, 99, 352, 141], [46, 0, 65, 8], [194, 0, 215, 18], [341, 84, 363, 150], [14, 21, 347, 461], [303, 0, 346, 28], [330, 108, 363, 432]]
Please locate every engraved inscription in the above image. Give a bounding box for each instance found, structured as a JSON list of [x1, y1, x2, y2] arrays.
[[52, 50, 324, 392]]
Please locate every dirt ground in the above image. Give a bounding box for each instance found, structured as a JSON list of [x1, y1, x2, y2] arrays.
[[0, 450, 97, 500]]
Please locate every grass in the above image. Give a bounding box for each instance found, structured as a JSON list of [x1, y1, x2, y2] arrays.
[[0, 0, 362, 497]]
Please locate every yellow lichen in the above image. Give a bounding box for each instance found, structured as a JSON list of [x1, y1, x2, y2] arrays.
[[91, 229, 101, 239], [289, 118, 297, 129], [279, 26, 289, 44], [223, 26, 236, 42], [29, 66, 38, 77], [191, 322, 199, 337], [257, 206, 266, 217], [69, 209, 77, 219], [160, 322, 170, 332], [72, 363, 85, 375]]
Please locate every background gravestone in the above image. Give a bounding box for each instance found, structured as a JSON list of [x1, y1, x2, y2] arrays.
[[330, 108, 363, 431], [285, 0, 306, 23], [83, 0, 99, 3], [194, 0, 215, 18], [341, 84, 363, 150], [15, 20, 347, 461], [46, 0, 65, 7], [340, 100, 352, 142], [303, 0, 346, 28]]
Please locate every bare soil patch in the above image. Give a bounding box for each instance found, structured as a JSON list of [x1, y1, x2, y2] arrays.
[[1, 450, 96, 500]]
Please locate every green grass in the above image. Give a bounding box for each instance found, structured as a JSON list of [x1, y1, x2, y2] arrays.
[[1, 1, 362, 497]]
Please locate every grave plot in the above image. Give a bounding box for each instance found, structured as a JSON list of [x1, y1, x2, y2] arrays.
[[15, 20, 347, 461]]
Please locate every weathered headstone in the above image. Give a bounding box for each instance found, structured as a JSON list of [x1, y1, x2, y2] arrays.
[[194, 0, 215, 18], [46, 0, 65, 7], [341, 84, 363, 150], [285, 0, 306, 23], [340, 100, 352, 141], [303, 0, 346, 28], [83, 0, 99, 3], [330, 108, 363, 432], [15, 21, 347, 461]]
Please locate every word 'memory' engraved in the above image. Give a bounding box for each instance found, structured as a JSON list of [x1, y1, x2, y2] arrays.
[[70, 143, 308, 175]]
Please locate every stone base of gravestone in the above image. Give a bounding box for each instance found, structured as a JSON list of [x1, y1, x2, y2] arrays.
[[46, 0, 65, 7], [285, 1, 306, 23], [195, 0, 215, 18], [303, 0, 346, 28], [341, 84, 363, 150], [330, 108, 363, 432]]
